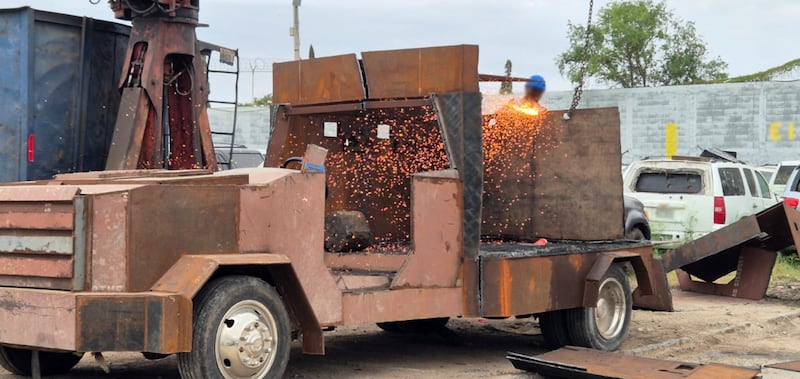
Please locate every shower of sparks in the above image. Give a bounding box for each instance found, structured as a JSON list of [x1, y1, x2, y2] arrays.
[[482, 102, 559, 237], [287, 106, 449, 250], [286, 100, 562, 252]]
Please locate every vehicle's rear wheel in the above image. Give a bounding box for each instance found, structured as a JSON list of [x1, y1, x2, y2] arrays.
[[538, 310, 571, 348], [178, 275, 291, 379], [0, 347, 83, 376], [376, 317, 449, 333], [566, 264, 632, 351]]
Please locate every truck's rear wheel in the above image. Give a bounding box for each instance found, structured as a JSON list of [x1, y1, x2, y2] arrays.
[[566, 264, 632, 351], [178, 276, 291, 379], [538, 310, 571, 348], [0, 347, 82, 376]]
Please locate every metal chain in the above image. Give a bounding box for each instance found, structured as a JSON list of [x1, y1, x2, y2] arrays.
[[565, 0, 595, 120]]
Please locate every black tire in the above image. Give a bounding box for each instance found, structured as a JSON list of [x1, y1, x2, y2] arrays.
[[177, 275, 291, 379], [566, 264, 632, 351], [376, 317, 449, 333], [538, 310, 571, 348], [0, 346, 83, 376], [625, 227, 647, 241]]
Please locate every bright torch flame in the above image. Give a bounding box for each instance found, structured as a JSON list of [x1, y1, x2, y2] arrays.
[[508, 102, 542, 116]]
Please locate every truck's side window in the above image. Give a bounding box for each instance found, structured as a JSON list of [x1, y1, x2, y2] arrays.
[[743, 168, 758, 197], [755, 172, 772, 199], [718, 168, 746, 196]]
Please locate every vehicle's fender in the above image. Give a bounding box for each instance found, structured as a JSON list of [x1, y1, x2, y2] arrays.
[[582, 251, 673, 312], [152, 254, 324, 355]]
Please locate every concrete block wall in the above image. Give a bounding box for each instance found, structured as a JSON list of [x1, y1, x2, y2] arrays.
[[487, 81, 800, 165], [208, 106, 271, 152]]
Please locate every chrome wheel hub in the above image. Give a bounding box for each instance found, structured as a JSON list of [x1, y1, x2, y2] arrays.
[[595, 277, 626, 340], [216, 300, 278, 379]]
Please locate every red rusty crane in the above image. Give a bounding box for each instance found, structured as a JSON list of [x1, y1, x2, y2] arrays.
[[105, 0, 217, 171]]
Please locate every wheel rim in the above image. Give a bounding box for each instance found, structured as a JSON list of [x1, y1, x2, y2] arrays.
[[594, 276, 626, 340], [215, 300, 279, 379]]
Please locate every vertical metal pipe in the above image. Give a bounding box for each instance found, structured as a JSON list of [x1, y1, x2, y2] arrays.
[[293, 1, 301, 60]]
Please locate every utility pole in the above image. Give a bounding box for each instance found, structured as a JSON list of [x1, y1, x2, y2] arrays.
[[291, 0, 301, 60]]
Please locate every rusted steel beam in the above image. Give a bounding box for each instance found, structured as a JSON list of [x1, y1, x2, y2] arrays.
[[0, 288, 77, 351], [323, 253, 407, 272], [341, 287, 462, 325], [285, 102, 364, 116]]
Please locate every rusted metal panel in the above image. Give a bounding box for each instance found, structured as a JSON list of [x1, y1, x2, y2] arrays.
[[508, 347, 760, 379], [323, 253, 407, 272], [341, 287, 463, 325], [127, 185, 239, 291], [767, 361, 800, 373], [480, 243, 669, 317], [151, 254, 292, 297], [0, 288, 76, 351], [336, 274, 390, 291], [272, 54, 365, 105], [0, 255, 72, 278], [0, 186, 79, 201], [106, 87, 151, 170], [676, 248, 777, 300], [660, 203, 798, 300], [482, 107, 624, 240], [75, 292, 192, 353], [392, 171, 463, 288], [361, 45, 479, 99], [89, 192, 130, 292], [238, 173, 343, 325], [661, 216, 762, 273], [0, 235, 72, 255]]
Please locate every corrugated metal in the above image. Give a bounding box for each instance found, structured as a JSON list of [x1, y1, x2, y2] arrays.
[[0, 7, 130, 182]]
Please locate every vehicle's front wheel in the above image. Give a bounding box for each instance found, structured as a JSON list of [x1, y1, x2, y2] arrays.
[[566, 264, 632, 351], [178, 275, 291, 379], [0, 347, 83, 376]]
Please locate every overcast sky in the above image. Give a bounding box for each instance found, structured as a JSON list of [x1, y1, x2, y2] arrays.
[[6, 0, 799, 101]]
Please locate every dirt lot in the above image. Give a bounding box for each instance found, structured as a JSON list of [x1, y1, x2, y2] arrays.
[[1, 284, 798, 379]]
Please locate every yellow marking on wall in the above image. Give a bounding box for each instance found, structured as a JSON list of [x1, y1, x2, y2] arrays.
[[769, 122, 783, 141], [665, 123, 678, 157], [789, 122, 796, 141]]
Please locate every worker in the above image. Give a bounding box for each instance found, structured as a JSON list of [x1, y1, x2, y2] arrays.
[[524, 74, 546, 108], [504, 74, 547, 116]]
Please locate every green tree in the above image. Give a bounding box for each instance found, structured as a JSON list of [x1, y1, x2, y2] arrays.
[[308, 44, 316, 59], [557, 0, 727, 87], [500, 59, 513, 95], [241, 94, 272, 107]]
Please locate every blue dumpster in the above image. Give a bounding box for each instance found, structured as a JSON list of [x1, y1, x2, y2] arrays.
[[0, 7, 130, 182]]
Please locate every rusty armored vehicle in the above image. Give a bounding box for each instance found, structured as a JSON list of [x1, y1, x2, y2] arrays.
[[0, 45, 684, 378]]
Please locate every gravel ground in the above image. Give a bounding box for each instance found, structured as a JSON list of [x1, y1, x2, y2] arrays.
[[1, 288, 798, 378]]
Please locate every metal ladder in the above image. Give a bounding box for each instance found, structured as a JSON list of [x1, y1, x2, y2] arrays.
[[201, 43, 240, 170]]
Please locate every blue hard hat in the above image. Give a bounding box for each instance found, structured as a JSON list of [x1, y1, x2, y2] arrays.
[[525, 75, 546, 90]]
